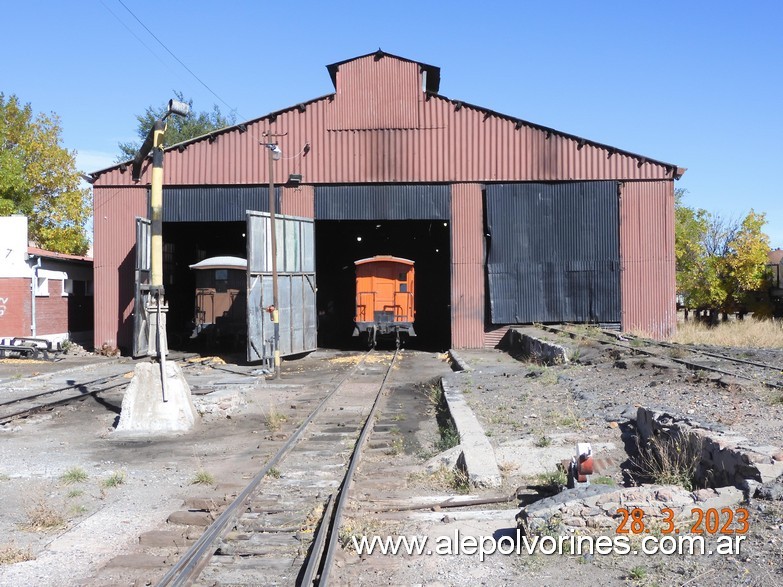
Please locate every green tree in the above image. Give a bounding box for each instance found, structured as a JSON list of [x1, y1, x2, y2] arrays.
[[0, 94, 91, 254], [117, 91, 236, 162], [675, 190, 771, 318]]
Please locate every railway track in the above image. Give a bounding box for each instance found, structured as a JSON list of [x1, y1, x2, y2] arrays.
[[0, 356, 208, 425], [541, 324, 783, 389], [0, 371, 132, 425], [157, 348, 400, 587]]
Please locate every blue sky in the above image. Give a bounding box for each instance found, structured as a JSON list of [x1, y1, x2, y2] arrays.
[[5, 1, 782, 247]]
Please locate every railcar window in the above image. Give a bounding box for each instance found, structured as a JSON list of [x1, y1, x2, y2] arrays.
[[400, 284, 407, 293], [398, 273, 406, 281]]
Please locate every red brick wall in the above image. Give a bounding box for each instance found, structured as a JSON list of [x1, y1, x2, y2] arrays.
[[0, 278, 32, 338], [34, 279, 68, 336]]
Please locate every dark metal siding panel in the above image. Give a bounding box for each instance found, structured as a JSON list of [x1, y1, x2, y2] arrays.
[[619, 181, 676, 339], [93, 186, 148, 351], [163, 186, 280, 222], [485, 182, 620, 324], [450, 183, 485, 348], [315, 185, 450, 220]]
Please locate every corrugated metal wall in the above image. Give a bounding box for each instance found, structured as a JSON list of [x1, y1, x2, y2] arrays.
[[93, 186, 147, 349], [95, 58, 676, 189], [328, 55, 420, 130], [619, 181, 676, 339], [485, 182, 620, 324], [92, 53, 679, 349], [450, 183, 485, 348], [163, 186, 278, 221], [315, 185, 450, 220], [280, 185, 315, 218]]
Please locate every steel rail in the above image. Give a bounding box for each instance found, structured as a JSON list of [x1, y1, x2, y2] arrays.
[[0, 373, 127, 409], [312, 347, 400, 586], [0, 380, 130, 425], [156, 349, 380, 587], [543, 325, 783, 390], [622, 335, 783, 372]]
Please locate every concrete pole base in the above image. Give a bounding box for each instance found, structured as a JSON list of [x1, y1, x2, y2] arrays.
[[115, 362, 198, 435]]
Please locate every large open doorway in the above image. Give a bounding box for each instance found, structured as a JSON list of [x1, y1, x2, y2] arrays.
[[161, 221, 246, 350], [315, 220, 451, 351]]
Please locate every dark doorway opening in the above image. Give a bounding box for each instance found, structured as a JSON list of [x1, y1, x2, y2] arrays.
[[315, 220, 451, 351], [161, 221, 246, 350]]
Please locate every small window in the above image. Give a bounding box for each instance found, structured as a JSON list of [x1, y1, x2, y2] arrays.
[[35, 276, 49, 297], [398, 273, 406, 281], [63, 279, 74, 296], [399, 283, 407, 293]]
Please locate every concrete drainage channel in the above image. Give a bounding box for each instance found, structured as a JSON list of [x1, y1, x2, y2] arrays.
[[445, 330, 783, 539]]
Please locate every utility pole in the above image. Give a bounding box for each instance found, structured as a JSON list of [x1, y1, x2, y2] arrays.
[[262, 133, 283, 379]]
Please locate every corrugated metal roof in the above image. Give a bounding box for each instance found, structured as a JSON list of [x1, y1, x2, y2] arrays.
[[315, 185, 450, 220], [91, 53, 681, 186], [485, 182, 620, 324]]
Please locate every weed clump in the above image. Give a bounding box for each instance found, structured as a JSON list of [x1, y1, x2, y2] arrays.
[[191, 470, 215, 485], [633, 432, 703, 491], [60, 467, 88, 485], [101, 470, 126, 488], [0, 543, 34, 565], [23, 498, 65, 532]]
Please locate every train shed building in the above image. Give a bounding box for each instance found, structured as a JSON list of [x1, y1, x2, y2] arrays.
[[90, 51, 682, 355]]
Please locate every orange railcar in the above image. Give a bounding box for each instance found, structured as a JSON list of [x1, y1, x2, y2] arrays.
[[353, 255, 416, 347]]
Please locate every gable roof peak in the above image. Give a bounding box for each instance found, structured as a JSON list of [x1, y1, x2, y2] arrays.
[[326, 50, 441, 93]]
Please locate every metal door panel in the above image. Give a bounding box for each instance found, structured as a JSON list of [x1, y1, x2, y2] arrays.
[[132, 217, 151, 357], [485, 182, 620, 324], [246, 211, 317, 363]]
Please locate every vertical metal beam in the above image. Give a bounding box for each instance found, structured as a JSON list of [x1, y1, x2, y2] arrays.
[[150, 120, 166, 290], [268, 145, 281, 379]]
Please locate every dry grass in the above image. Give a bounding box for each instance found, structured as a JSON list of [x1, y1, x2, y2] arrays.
[[339, 516, 384, 551], [409, 465, 471, 494], [670, 318, 783, 348], [0, 543, 34, 565], [191, 469, 215, 485], [22, 498, 66, 532], [633, 432, 703, 491], [264, 406, 288, 432]]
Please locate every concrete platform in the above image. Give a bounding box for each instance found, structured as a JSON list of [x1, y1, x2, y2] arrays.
[[441, 372, 502, 488]]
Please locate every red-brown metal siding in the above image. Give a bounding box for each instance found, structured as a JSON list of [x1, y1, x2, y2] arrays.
[[280, 185, 314, 218], [329, 56, 420, 130], [92, 53, 679, 350], [93, 186, 147, 350], [95, 57, 674, 189], [450, 183, 485, 348], [619, 181, 676, 339]]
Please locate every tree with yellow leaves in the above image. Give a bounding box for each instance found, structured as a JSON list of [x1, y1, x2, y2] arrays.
[[675, 189, 772, 319], [0, 93, 90, 255]]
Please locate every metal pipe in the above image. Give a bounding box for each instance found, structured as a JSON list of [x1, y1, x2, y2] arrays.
[[150, 120, 166, 289], [30, 256, 41, 337], [268, 144, 280, 379]]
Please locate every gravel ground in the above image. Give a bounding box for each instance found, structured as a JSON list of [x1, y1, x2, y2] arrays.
[[331, 330, 783, 587]]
